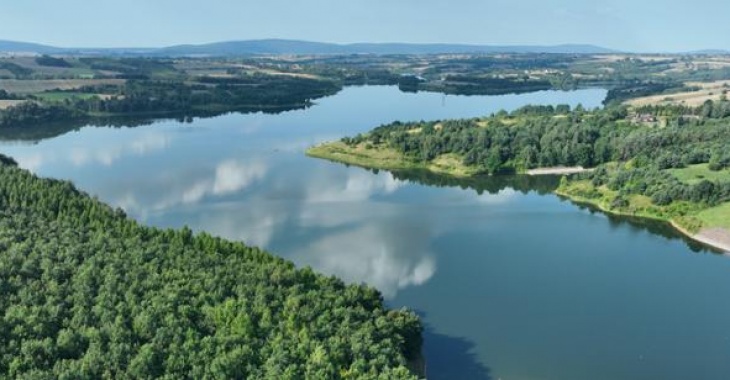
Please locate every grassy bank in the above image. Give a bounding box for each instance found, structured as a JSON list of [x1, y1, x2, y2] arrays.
[[306, 141, 483, 177]]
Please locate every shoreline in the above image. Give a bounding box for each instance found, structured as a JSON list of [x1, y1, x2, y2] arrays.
[[307, 141, 593, 177], [555, 189, 730, 254], [671, 223, 730, 254], [307, 141, 730, 254], [526, 166, 593, 176]]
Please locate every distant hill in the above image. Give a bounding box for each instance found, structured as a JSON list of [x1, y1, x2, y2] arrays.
[[685, 49, 730, 55], [0, 40, 62, 54], [155, 39, 618, 56], [5, 39, 729, 57], [0, 38, 618, 56]]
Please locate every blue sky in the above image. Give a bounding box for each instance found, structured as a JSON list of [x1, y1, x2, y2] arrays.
[[2, 0, 728, 52]]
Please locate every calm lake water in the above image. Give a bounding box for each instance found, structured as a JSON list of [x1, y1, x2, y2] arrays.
[[3, 86, 730, 380]]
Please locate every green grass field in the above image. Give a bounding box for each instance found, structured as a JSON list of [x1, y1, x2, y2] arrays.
[[306, 141, 484, 177], [34, 91, 98, 102], [696, 202, 730, 229], [668, 164, 730, 184]]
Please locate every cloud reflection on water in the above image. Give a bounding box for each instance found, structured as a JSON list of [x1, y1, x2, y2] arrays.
[[113, 158, 438, 299], [291, 223, 436, 299], [115, 159, 268, 215], [15, 131, 171, 171]]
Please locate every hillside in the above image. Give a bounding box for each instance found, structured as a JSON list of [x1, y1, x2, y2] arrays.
[[0, 40, 61, 54]]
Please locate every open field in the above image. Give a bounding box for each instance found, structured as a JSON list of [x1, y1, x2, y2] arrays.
[[697, 203, 730, 230], [0, 79, 125, 94], [0, 100, 27, 110], [626, 80, 730, 107], [33, 91, 101, 101], [668, 164, 730, 185]]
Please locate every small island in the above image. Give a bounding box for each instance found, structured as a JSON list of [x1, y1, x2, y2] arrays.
[[307, 102, 730, 253]]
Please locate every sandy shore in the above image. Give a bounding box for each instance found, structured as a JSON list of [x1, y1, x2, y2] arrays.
[[691, 227, 730, 254], [668, 222, 730, 254], [0, 100, 26, 110], [527, 166, 592, 176]]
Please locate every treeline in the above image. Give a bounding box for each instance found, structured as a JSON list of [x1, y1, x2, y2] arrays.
[[585, 165, 730, 208], [77, 57, 176, 78], [634, 98, 730, 119], [603, 81, 685, 105], [0, 157, 423, 379], [0, 102, 86, 128], [417, 74, 553, 96], [578, 113, 730, 208], [0, 90, 20, 100], [74, 76, 339, 114], [0, 62, 33, 79], [35, 55, 72, 68]]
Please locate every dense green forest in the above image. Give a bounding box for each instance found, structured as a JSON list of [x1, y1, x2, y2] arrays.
[[309, 100, 730, 233], [0, 158, 423, 379], [329, 104, 627, 174]]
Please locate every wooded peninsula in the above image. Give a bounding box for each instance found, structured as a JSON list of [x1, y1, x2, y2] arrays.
[[308, 100, 730, 252]]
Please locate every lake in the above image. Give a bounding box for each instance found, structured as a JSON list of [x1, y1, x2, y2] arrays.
[[3, 86, 730, 380]]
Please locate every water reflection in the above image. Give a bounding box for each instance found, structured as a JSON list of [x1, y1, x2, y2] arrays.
[[388, 168, 562, 196], [0, 105, 308, 143], [567, 199, 727, 255], [134, 165, 439, 299], [421, 323, 493, 380], [290, 222, 436, 299], [69, 132, 171, 167], [12, 130, 172, 171], [108, 158, 268, 216]]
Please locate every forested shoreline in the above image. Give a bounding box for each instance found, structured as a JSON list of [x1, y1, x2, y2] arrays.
[[308, 100, 730, 246], [0, 157, 423, 379], [0, 76, 341, 129]]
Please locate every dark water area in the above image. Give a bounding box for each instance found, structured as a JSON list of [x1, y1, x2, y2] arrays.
[[2, 86, 730, 379]]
